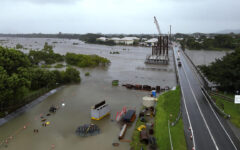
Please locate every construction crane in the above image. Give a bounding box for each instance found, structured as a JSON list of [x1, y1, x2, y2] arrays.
[[154, 16, 161, 36]]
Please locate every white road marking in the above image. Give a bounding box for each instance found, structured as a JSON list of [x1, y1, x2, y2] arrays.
[[180, 48, 238, 149], [180, 53, 219, 150], [174, 48, 196, 149], [201, 91, 237, 150]]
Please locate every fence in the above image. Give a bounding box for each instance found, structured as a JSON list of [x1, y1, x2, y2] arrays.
[[168, 120, 174, 150], [0, 84, 60, 116], [182, 50, 210, 90], [172, 46, 179, 85], [182, 50, 230, 118], [209, 91, 234, 102]]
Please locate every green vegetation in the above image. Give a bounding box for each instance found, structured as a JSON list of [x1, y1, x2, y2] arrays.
[[78, 33, 102, 41], [77, 33, 116, 46], [199, 47, 240, 92], [85, 72, 90, 76], [181, 34, 239, 50], [54, 64, 64, 68], [41, 64, 52, 68], [133, 40, 139, 46], [111, 80, 119, 86], [65, 52, 110, 68], [212, 95, 240, 128], [28, 42, 64, 65], [16, 43, 23, 49], [130, 117, 147, 150], [0, 46, 80, 117], [155, 87, 186, 150]]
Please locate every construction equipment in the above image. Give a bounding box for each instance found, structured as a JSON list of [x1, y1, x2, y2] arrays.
[[154, 16, 161, 35]]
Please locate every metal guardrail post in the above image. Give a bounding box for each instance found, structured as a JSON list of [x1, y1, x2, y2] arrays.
[[168, 120, 174, 150], [172, 48, 179, 85], [182, 50, 210, 90], [201, 87, 230, 118], [171, 96, 182, 127], [209, 91, 234, 102]]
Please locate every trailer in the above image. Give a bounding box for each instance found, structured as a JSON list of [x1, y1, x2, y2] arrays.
[[122, 110, 136, 123], [91, 100, 110, 120]]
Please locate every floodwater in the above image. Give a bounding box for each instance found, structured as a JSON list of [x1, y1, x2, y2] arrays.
[[0, 37, 176, 150], [185, 49, 231, 66]]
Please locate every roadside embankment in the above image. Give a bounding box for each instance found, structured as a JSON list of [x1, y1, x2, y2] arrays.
[[211, 94, 240, 128], [155, 86, 187, 150], [130, 115, 148, 150], [0, 86, 63, 126]]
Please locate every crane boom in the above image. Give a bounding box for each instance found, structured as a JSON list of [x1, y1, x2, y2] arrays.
[[154, 16, 161, 35]]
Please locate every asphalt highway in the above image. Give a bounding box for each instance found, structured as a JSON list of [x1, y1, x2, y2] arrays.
[[173, 45, 240, 150]]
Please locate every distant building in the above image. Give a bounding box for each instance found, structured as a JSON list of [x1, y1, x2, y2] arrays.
[[120, 37, 140, 45], [144, 38, 158, 46], [110, 37, 121, 44], [141, 38, 147, 41], [97, 37, 108, 42], [110, 37, 140, 45], [176, 38, 184, 41]]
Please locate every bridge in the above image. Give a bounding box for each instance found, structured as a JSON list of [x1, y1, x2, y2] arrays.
[[173, 43, 240, 150], [145, 36, 169, 65]]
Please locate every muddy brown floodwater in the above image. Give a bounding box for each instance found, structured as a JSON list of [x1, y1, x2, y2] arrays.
[[185, 49, 231, 66], [0, 37, 176, 150], [0, 38, 228, 150]]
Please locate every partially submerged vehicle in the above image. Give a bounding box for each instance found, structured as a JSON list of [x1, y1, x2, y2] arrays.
[[75, 124, 100, 137], [91, 100, 110, 120], [122, 110, 136, 123], [49, 106, 57, 113]]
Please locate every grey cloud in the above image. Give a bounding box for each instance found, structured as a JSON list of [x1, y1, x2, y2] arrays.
[[2, 0, 79, 4], [0, 0, 239, 33]]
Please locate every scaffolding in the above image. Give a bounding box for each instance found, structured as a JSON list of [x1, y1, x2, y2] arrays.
[[145, 36, 169, 65]]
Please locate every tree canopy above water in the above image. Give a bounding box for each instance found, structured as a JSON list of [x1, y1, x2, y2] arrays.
[[199, 48, 240, 92], [0, 46, 81, 116]]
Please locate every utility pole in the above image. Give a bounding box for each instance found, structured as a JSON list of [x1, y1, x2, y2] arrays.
[[169, 25, 172, 44]]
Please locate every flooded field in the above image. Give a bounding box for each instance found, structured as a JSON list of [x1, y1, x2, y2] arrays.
[[185, 49, 231, 66], [0, 37, 176, 150], [0, 37, 230, 150]]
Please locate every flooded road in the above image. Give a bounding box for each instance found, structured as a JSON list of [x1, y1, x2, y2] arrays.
[[0, 37, 176, 150]]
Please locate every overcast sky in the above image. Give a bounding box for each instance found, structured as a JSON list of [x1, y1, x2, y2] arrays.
[[0, 0, 239, 34]]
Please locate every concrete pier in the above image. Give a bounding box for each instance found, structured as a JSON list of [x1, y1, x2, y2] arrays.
[[145, 35, 169, 65]]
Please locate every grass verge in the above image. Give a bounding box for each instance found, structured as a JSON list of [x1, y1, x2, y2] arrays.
[[155, 86, 187, 150], [130, 117, 147, 150], [213, 95, 240, 128]]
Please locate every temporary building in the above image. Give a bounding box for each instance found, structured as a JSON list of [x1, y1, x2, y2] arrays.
[[142, 96, 156, 107]]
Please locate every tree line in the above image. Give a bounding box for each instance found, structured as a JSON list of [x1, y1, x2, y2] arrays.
[[0, 42, 110, 116], [199, 47, 240, 93], [179, 34, 240, 50]]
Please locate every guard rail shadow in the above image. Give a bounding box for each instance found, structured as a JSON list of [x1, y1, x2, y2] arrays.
[[182, 50, 209, 90], [171, 96, 182, 127], [209, 91, 234, 102], [201, 87, 230, 119], [172, 47, 179, 85]]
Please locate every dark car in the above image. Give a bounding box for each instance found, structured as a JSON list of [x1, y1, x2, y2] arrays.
[[178, 61, 182, 67]]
